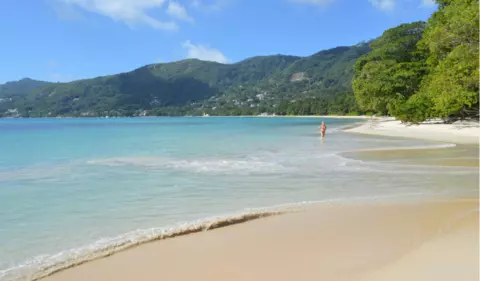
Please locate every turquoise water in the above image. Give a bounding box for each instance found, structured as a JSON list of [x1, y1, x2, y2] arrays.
[[0, 117, 478, 280]]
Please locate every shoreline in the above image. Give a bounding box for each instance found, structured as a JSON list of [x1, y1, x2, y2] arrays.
[[3, 205, 294, 281], [3, 193, 435, 281], [6, 192, 475, 281], [345, 118, 480, 145], [0, 115, 373, 120], [40, 198, 479, 281]]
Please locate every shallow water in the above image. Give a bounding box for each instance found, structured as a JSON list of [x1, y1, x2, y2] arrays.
[[0, 117, 478, 280]]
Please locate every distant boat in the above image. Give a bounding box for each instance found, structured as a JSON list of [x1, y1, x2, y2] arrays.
[[202, 113, 210, 117]]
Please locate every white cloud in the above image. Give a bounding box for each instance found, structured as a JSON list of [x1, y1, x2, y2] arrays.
[[167, 1, 194, 22], [420, 0, 436, 8], [182, 40, 228, 63], [57, 0, 178, 30], [191, 0, 226, 12], [289, 0, 335, 6], [369, 0, 395, 11]]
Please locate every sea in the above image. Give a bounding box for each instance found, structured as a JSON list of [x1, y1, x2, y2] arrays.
[[0, 117, 478, 280]]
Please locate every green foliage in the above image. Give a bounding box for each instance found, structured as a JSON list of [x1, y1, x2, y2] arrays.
[[353, 0, 479, 123], [0, 78, 51, 98], [0, 78, 52, 115], [414, 0, 479, 120], [271, 92, 361, 116], [422, 45, 478, 118], [352, 22, 427, 114], [389, 93, 434, 124]]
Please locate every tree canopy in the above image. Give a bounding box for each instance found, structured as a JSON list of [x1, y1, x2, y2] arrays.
[[416, 0, 479, 121], [352, 21, 428, 115], [353, 0, 479, 123]]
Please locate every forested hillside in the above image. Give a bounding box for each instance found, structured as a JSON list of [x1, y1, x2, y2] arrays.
[[0, 78, 52, 116], [0, 44, 370, 117]]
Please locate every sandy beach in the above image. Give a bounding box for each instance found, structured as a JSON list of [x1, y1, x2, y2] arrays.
[[41, 199, 478, 281], [345, 118, 480, 145]]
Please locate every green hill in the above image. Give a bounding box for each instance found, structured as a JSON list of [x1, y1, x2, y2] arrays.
[[0, 43, 370, 117], [0, 78, 51, 99], [0, 78, 52, 117]]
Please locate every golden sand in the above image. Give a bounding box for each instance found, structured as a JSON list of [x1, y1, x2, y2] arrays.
[[41, 199, 479, 281]]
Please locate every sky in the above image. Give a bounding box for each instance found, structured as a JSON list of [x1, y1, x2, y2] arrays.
[[0, 0, 437, 83]]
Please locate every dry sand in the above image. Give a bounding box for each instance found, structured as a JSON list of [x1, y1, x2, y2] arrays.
[[346, 119, 480, 145], [42, 199, 479, 281]]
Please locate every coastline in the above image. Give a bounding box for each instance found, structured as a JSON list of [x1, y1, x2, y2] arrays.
[[192, 115, 372, 119], [41, 198, 479, 281], [1, 115, 372, 119], [6, 117, 478, 281], [345, 118, 480, 145]]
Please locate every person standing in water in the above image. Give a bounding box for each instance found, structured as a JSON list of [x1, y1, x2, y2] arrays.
[[320, 121, 327, 138]]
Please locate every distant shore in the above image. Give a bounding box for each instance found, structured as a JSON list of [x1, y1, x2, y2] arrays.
[[186, 115, 373, 119], [345, 118, 480, 145], [1, 115, 373, 119], [269, 115, 372, 119]]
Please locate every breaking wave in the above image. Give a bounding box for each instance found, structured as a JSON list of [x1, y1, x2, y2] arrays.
[[87, 156, 288, 174]]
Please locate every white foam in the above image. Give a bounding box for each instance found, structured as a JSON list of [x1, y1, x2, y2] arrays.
[[87, 156, 288, 174]]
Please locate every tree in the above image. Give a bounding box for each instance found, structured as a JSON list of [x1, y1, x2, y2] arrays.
[[415, 0, 479, 120], [352, 22, 428, 114]]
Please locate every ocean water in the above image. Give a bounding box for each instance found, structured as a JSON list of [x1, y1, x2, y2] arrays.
[[0, 117, 478, 280]]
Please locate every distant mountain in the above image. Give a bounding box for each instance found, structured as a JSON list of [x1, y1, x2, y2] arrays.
[[0, 78, 52, 117], [0, 43, 370, 117], [0, 78, 51, 99]]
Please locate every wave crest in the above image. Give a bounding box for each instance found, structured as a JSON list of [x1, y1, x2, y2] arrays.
[[87, 156, 287, 174]]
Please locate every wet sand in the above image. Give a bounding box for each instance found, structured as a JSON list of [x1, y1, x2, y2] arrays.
[[342, 144, 479, 167], [42, 199, 479, 281]]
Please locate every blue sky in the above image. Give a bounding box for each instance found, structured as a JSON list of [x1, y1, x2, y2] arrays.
[[0, 0, 437, 83]]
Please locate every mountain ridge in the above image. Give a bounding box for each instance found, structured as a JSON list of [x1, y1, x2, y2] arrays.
[[0, 43, 370, 117]]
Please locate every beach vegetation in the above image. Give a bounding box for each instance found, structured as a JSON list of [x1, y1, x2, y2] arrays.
[[353, 0, 479, 123]]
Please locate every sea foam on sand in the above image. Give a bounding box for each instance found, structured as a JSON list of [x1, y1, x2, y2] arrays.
[[41, 199, 479, 281]]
